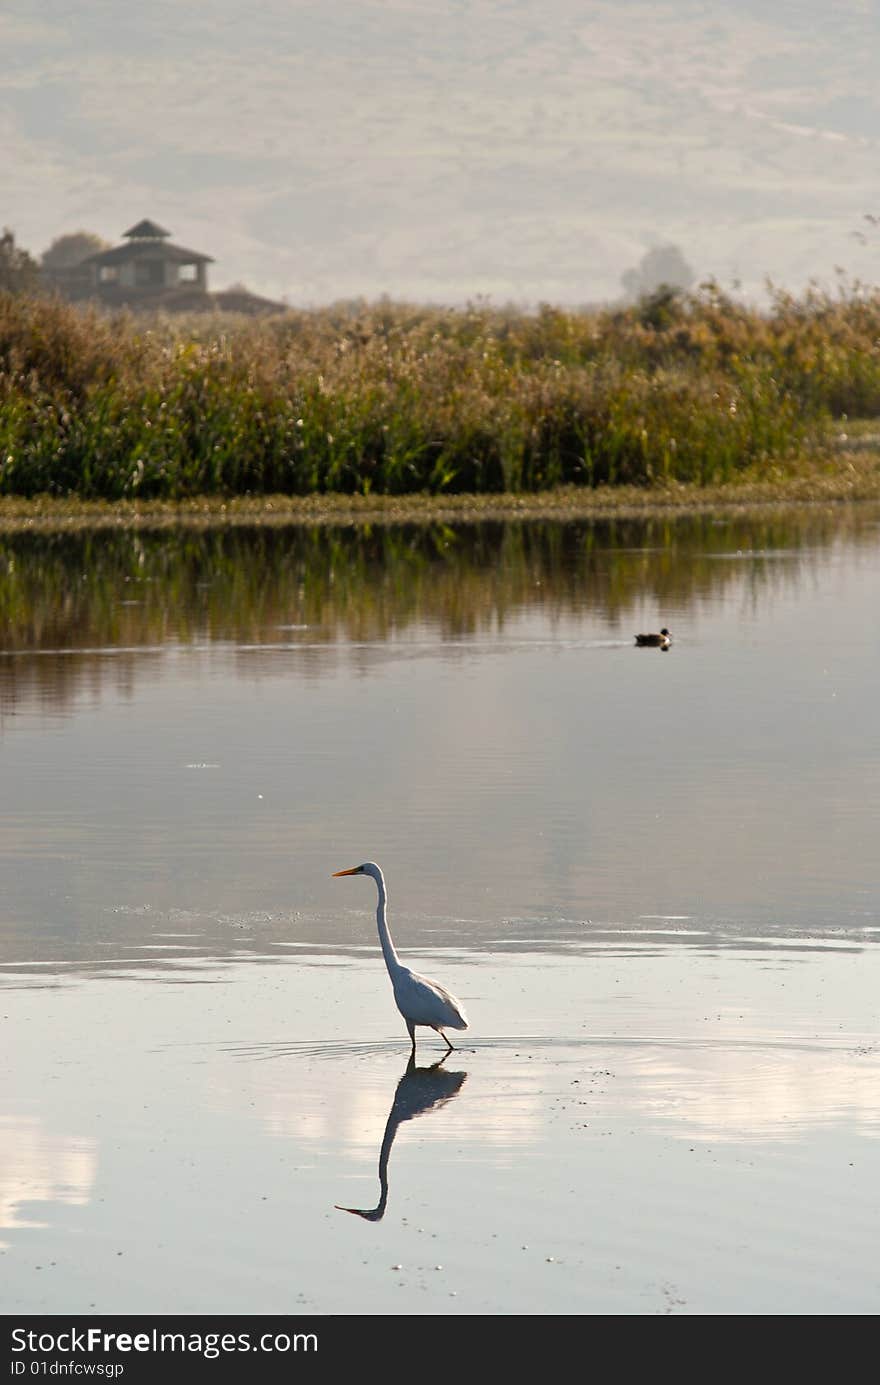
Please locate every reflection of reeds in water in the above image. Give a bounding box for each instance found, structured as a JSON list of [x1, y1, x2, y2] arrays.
[[336, 1055, 467, 1222], [0, 508, 875, 711]]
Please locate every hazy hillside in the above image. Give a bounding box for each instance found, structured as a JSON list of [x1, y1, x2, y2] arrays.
[[2, 1, 877, 303]]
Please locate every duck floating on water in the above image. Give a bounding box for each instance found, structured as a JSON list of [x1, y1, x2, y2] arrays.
[[635, 627, 671, 650]]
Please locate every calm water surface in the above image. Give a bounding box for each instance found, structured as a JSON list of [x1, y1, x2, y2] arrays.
[[1, 508, 879, 1314]]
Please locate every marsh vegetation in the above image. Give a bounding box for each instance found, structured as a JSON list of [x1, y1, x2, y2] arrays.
[[2, 285, 879, 501]]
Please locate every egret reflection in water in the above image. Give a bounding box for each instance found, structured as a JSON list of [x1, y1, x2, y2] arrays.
[[336, 1055, 467, 1221]]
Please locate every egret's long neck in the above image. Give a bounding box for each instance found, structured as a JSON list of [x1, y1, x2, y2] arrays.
[[374, 873, 402, 976]]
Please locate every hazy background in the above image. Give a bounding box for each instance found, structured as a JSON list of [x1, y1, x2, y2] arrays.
[[2, 1, 879, 304]]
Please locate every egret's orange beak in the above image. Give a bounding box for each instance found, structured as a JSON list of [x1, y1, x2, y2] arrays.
[[332, 867, 359, 877]]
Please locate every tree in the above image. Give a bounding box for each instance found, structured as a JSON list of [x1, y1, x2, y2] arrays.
[[0, 228, 42, 294], [621, 244, 695, 301], [41, 231, 109, 270]]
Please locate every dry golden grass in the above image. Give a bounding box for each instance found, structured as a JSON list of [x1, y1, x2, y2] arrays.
[[2, 283, 880, 503]]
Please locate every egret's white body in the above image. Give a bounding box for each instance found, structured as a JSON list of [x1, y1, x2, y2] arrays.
[[332, 862, 469, 1055]]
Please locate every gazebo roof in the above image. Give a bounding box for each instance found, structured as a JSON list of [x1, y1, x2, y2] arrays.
[[123, 219, 171, 240], [83, 240, 214, 266]]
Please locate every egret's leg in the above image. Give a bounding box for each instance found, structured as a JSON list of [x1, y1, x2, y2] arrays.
[[441, 1030, 454, 1054], [406, 1019, 416, 1058]]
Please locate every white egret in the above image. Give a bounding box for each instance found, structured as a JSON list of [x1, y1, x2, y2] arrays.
[[332, 862, 469, 1056], [635, 627, 671, 649]]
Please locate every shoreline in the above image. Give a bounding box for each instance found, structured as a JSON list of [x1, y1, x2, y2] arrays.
[[1, 459, 879, 533]]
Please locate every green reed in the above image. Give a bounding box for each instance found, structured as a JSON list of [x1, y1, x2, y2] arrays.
[[2, 282, 878, 500]]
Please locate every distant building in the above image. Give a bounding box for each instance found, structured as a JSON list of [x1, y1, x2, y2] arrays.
[[78, 219, 213, 306], [44, 218, 287, 315]]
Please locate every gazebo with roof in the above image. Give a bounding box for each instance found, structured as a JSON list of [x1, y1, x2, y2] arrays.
[[82, 220, 214, 301]]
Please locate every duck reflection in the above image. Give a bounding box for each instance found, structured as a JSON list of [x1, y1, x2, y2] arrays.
[[336, 1054, 467, 1221]]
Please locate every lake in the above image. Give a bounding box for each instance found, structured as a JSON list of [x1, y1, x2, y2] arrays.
[[1, 505, 879, 1315]]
